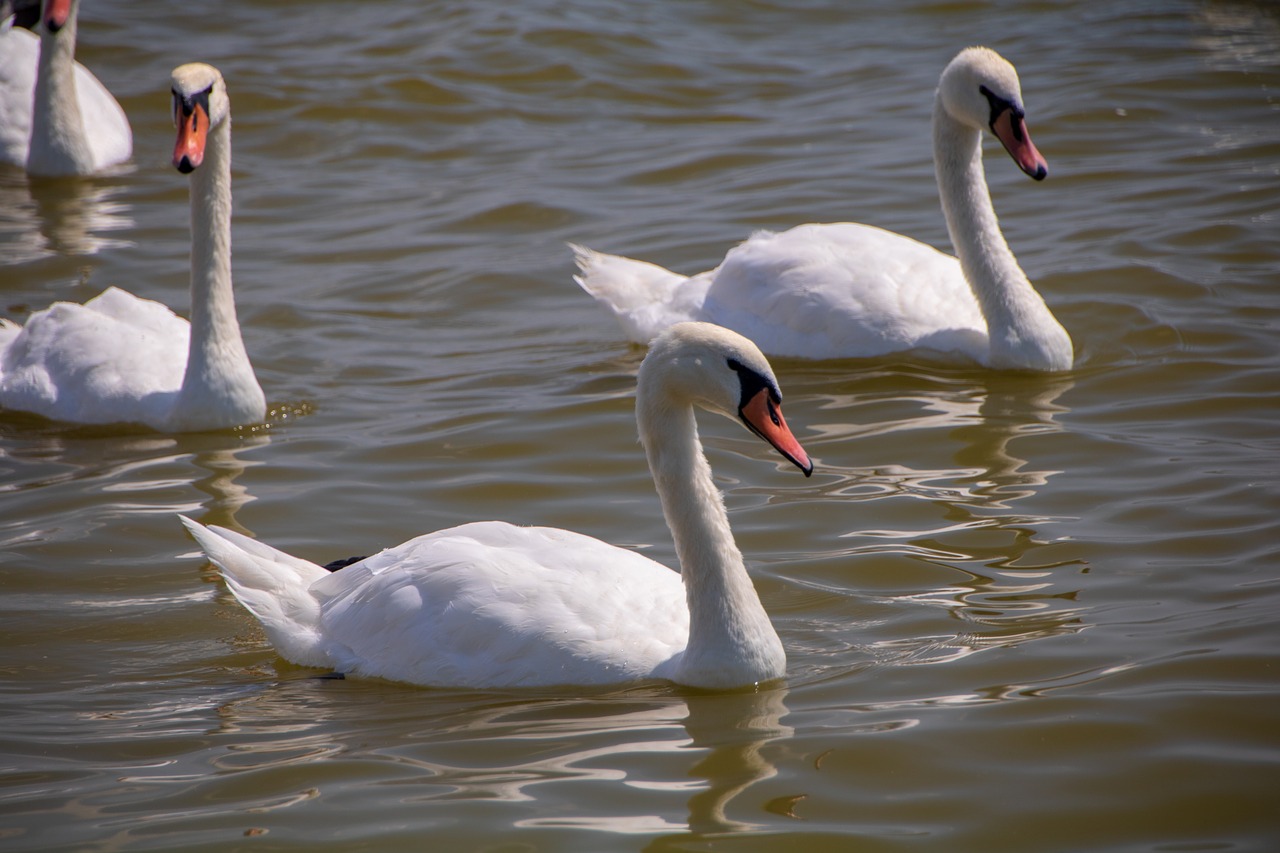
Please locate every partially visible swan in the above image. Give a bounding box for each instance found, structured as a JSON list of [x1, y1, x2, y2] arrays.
[[182, 322, 814, 689], [0, 0, 41, 30], [0, 0, 132, 175], [573, 47, 1072, 372], [0, 63, 265, 431]]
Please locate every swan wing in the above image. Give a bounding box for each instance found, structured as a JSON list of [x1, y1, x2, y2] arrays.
[[701, 223, 989, 360], [72, 60, 132, 170], [0, 287, 189, 426], [308, 521, 690, 688]]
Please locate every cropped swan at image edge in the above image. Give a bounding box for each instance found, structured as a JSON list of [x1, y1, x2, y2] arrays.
[[0, 0, 132, 175], [0, 63, 265, 431], [183, 322, 812, 690], [572, 46, 1072, 371]]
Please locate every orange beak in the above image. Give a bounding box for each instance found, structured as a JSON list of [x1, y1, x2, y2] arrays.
[[43, 0, 72, 32], [173, 102, 209, 174], [992, 107, 1048, 181], [739, 388, 812, 476]]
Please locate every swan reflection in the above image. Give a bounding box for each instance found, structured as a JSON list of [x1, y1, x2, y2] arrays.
[[0, 427, 266, 546], [810, 370, 1072, 511], [793, 370, 1085, 675], [0, 170, 133, 264], [209, 680, 792, 836]]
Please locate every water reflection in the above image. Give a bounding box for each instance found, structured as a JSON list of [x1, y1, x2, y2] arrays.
[[0, 427, 267, 548], [186, 441, 266, 534], [790, 371, 1086, 680], [207, 680, 792, 837], [1195, 1, 1280, 71], [811, 370, 1073, 512], [677, 687, 791, 835], [0, 170, 133, 265]]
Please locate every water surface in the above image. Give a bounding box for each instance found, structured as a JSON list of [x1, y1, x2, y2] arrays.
[[1, 1, 1277, 850]]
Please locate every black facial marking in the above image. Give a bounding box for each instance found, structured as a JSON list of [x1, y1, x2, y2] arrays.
[[727, 358, 785, 450], [727, 358, 780, 409], [979, 84, 1026, 141], [172, 85, 213, 126]]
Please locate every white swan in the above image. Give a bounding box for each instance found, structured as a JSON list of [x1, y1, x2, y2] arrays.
[[573, 47, 1072, 372], [0, 0, 132, 175], [181, 322, 813, 689], [0, 63, 264, 431]]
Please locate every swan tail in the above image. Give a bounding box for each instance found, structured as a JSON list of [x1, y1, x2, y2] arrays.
[[569, 243, 705, 344], [180, 516, 332, 668]]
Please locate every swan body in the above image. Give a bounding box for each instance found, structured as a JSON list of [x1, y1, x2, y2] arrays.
[[183, 322, 813, 689], [0, 63, 264, 431], [573, 47, 1072, 371], [0, 0, 132, 175]]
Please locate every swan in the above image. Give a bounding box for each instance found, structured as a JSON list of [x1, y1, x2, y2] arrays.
[[181, 322, 814, 689], [572, 47, 1072, 371], [0, 63, 265, 431], [0, 0, 132, 175]]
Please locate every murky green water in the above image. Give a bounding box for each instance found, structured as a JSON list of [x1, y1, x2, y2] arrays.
[[2, 1, 1277, 850]]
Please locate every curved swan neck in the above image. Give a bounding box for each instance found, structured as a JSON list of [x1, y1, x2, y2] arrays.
[[637, 389, 785, 687], [933, 98, 1072, 371], [27, 6, 93, 175], [173, 114, 263, 429]]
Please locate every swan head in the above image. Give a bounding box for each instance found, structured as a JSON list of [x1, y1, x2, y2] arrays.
[[639, 322, 812, 476], [171, 63, 229, 174], [938, 46, 1048, 181]]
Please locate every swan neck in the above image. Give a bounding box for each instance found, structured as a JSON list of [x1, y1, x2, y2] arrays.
[[27, 10, 93, 174], [188, 118, 234, 333], [637, 389, 784, 686], [932, 98, 1071, 370], [933, 101, 1024, 327], [174, 115, 263, 428]]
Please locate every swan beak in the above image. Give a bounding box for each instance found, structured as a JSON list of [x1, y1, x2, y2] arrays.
[[173, 102, 209, 175], [43, 0, 71, 32], [740, 388, 813, 477], [992, 108, 1048, 181]]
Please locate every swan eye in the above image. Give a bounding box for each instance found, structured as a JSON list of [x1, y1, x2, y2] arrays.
[[172, 86, 214, 126], [726, 358, 781, 408], [979, 84, 1025, 138]]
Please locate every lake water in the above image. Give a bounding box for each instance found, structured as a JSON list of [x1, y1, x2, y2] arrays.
[[1, 0, 1277, 850]]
